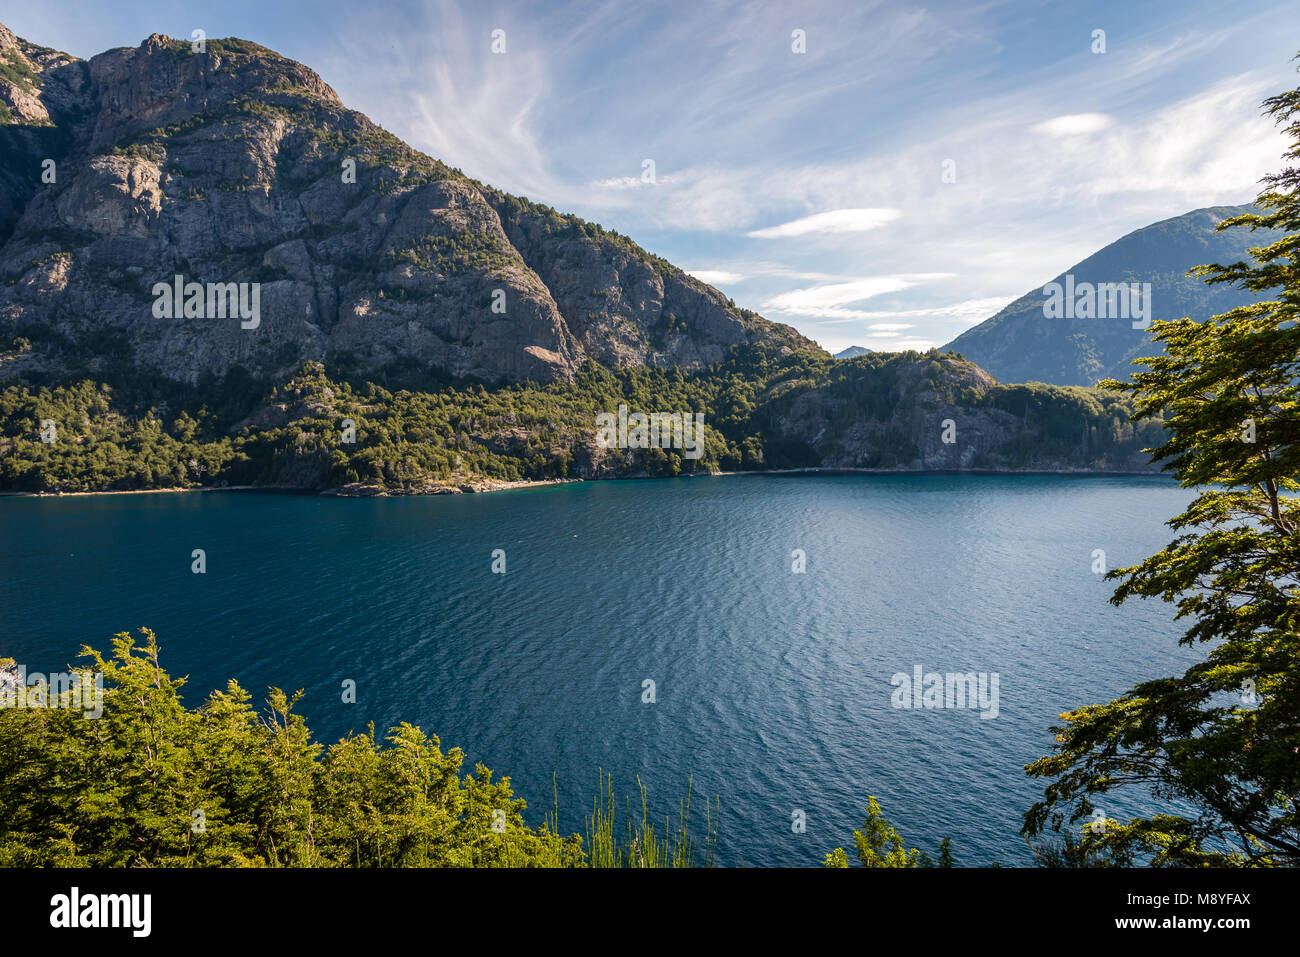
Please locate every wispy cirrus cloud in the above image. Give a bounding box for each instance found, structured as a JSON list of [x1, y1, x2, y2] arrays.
[[806, 296, 1021, 327], [762, 274, 953, 319], [747, 208, 900, 238], [1032, 113, 1114, 136], [687, 269, 747, 285]]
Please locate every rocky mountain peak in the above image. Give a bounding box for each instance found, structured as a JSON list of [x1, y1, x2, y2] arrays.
[[0, 22, 21, 51], [1, 21, 815, 389], [83, 31, 343, 153]]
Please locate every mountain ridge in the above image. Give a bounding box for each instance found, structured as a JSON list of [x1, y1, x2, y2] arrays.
[[943, 204, 1282, 386], [0, 24, 818, 390]]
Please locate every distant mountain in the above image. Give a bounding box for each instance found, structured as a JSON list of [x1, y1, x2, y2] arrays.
[[0, 23, 815, 389], [943, 205, 1283, 386], [834, 345, 872, 359]]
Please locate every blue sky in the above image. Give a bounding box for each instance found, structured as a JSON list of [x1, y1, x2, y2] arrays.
[[7, 0, 1300, 353]]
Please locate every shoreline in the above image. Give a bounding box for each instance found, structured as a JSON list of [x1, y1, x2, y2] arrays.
[[709, 466, 1165, 478], [0, 478, 581, 499], [0, 466, 1170, 500]]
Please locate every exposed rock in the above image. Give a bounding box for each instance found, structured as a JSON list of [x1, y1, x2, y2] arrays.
[[761, 354, 1159, 472], [0, 24, 818, 389]]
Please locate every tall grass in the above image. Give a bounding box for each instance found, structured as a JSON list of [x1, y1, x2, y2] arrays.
[[543, 770, 719, 867]]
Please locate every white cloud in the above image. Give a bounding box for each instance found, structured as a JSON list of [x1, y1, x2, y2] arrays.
[[809, 296, 1017, 326], [589, 176, 644, 190], [1032, 113, 1114, 136], [688, 269, 746, 285], [589, 174, 680, 190], [763, 274, 954, 319], [747, 208, 901, 239], [1086, 75, 1282, 197]]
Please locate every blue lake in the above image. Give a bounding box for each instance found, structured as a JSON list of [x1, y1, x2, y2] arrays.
[[0, 473, 1202, 866]]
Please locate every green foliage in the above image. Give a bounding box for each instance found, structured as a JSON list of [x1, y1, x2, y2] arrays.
[[1024, 831, 1116, 867], [392, 231, 513, 276], [824, 796, 953, 867], [0, 631, 582, 866], [0, 50, 40, 90], [0, 633, 727, 867], [0, 379, 250, 492], [205, 38, 285, 60], [584, 770, 718, 867], [1023, 62, 1300, 867], [0, 342, 1161, 494]]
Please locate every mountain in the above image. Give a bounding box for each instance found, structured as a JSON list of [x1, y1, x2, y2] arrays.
[[0, 23, 1168, 494], [751, 352, 1160, 474], [943, 205, 1283, 386], [0, 24, 814, 389], [834, 345, 872, 359]]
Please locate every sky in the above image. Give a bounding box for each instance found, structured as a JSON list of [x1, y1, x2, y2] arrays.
[[6, 0, 1300, 354]]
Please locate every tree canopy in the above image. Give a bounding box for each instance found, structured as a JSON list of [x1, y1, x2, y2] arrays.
[[1023, 59, 1300, 867]]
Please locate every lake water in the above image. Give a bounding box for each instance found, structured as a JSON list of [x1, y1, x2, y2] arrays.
[[0, 473, 1202, 866]]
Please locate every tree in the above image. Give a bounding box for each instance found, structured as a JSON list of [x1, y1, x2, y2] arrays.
[[1023, 59, 1300, 867], [0, 631, 585, 867], [825, 796, 953, 867]]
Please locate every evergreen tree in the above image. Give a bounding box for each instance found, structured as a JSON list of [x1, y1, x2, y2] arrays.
[[825, 796, 953, 867], [0, 631, 584, 867], [1023, 59, 1300, 866]]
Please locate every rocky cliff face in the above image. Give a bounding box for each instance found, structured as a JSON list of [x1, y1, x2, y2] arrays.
[[755, 353, 1160, 472], [0, 24, 87, 241], [0, 25, 815, 388]]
